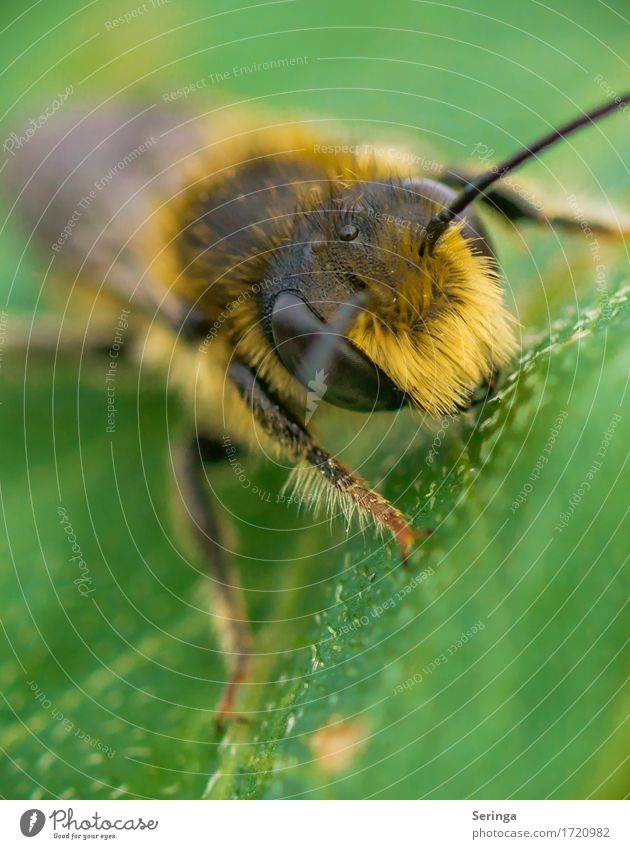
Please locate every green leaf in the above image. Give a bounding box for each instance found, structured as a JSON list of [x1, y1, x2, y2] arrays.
[[1, 0, 629, 801], [206, 286, 630, 800]]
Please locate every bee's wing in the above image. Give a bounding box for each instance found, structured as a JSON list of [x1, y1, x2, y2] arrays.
[[440, 167, 630, 238], [2, 104, 205, 316]]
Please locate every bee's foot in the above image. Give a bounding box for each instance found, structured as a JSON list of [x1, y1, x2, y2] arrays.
[[397, 526, 434, 567]]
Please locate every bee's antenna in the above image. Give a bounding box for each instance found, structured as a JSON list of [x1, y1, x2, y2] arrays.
[[421, 92, 630, 253]]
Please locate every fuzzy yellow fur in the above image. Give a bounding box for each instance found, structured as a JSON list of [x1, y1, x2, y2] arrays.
[[349, 222, 517, 415], [223, 222, 517, 418], [145, 117, 517, 427]]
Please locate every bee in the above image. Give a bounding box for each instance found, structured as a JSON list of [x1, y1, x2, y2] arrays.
[[4, 93, 629, 722]]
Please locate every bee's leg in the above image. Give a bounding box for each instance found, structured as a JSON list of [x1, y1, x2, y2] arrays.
[[175, 433, 251, 727], [6, 294, 202, 360], [442, 168, 545, 226], [441, 168, 630, 237], [228, 360, 430, 565], [456, 367, 501, 412], [2, 316, 128, 359]]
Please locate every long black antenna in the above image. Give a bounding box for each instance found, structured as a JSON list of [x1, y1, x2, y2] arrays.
[[421, 92, 630, 252]]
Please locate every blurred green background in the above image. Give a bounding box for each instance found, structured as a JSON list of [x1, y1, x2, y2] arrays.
[[0, 0, 628, 799]]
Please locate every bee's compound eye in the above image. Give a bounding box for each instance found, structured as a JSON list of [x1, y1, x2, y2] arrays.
[[270, 292, 407, 412], [338, 224, 359, 241]]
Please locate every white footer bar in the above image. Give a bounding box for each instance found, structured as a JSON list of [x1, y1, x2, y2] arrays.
[[1, 799, 628, 848]]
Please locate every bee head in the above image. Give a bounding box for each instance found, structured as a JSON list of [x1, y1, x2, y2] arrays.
[[255, 91, 630, 416], [261, 177, 515, 415]]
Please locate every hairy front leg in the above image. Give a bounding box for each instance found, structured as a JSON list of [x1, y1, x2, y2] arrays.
[[228, 360, 429, 564]]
